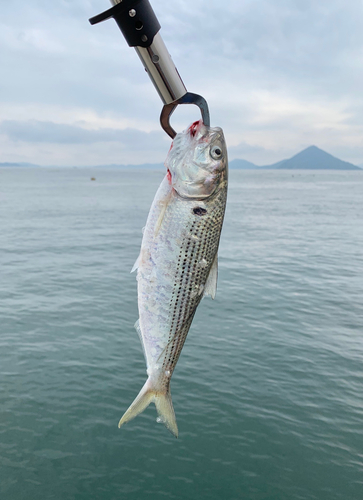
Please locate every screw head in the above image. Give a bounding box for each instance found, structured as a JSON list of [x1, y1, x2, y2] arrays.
[[129, 9, 136, 17]]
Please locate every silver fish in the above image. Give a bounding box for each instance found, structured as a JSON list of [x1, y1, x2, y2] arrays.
[[119, 120, 228, 437]]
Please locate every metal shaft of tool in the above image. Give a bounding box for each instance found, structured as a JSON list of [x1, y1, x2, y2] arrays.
[[110, 0, 187, 105], [89, 0, 210, 136]]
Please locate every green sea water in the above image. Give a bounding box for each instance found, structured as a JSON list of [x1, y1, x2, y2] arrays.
[[1, 167, 362, 500]]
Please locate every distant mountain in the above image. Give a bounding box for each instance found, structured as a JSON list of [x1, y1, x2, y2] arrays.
[[260, 159, 287, 169], [261, 146, 360, 170], [229, 159, 257, 169], [94, 163, 164, 169], [0, 162, 40, 167], [0, 162, 165, 169], [123, 163, 163, 169], [1, 146, 360, 170]]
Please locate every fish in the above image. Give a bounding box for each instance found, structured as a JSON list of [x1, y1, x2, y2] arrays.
[[119, 119, 228, 437]]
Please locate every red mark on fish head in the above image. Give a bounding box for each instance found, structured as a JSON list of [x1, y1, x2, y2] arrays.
[[166, 169, 172, 184], [189, 120, 201, 137]]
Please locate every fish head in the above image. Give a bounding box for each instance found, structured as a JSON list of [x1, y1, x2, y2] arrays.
[[165, 120, 228, 199]]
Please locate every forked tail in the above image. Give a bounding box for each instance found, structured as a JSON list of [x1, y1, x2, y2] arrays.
[[118, 378, 178, 438]]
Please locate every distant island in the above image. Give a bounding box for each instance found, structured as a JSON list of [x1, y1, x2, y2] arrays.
[[1, 145, 361, 170], [230, 146, 361, 170], [0, 162, 40, 168]]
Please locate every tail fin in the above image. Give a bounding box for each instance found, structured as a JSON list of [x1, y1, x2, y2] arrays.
[[118, 378, 178, 438], [154, 390, 178, 438]]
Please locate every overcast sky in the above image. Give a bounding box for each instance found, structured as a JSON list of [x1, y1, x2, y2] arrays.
[[1, 0, 363, 166]]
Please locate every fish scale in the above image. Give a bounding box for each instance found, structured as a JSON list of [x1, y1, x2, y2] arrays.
[[119, 120, 228, 437], [163, 189, 227, 372]]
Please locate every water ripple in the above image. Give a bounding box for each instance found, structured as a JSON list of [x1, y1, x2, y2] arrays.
[[0, 169, 362, 500]]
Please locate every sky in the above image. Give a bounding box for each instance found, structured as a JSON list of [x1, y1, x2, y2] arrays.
[[1, 0, 363, 166]]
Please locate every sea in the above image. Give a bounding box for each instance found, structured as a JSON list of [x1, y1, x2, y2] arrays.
[[1, 167, 362, 500]]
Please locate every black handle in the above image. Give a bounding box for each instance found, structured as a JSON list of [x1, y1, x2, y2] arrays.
[[89, 0, 160, 48]]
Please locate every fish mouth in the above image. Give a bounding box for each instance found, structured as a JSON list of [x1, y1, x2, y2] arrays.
[[188, 120, 203, 138], [187, 121, 224, 144]]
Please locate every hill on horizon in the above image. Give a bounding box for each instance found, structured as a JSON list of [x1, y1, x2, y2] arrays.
[[230, 145, 360, 170], [262, 146, 360, 170], [0, 161, 41, 168], [1, 146, 361, 170], [229, 158, 257, 169]]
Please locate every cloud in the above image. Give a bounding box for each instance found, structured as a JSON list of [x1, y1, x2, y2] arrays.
[[0, 0, 362, 165], [0, 120, 165, 149]]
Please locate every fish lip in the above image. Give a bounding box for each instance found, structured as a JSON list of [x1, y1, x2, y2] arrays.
[[206, 128, 224, 146], [188, 120, 203, 138], [188, 121, 224, 141]]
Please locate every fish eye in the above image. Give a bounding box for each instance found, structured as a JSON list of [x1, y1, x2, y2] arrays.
[[210, 145, 222, 160]]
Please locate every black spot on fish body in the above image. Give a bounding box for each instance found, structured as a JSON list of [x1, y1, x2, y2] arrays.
[[193, 207, 207, 216]]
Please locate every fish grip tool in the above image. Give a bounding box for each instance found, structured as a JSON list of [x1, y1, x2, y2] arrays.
[[89, 0, 210, 138]]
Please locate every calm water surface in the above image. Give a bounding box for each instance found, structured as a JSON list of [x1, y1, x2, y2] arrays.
[[1, 168, 363, 500]]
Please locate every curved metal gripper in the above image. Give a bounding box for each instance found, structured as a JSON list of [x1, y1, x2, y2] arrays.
[[160, 93, 210, 139]]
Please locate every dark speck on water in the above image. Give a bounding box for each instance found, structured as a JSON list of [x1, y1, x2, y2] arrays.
[[0, 168, 362, 500]]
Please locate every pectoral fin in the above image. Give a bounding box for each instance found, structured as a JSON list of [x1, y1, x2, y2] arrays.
[[154, 190, 173, 237], [131, 253, 141, 273], [204, 253, 218, 299]]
